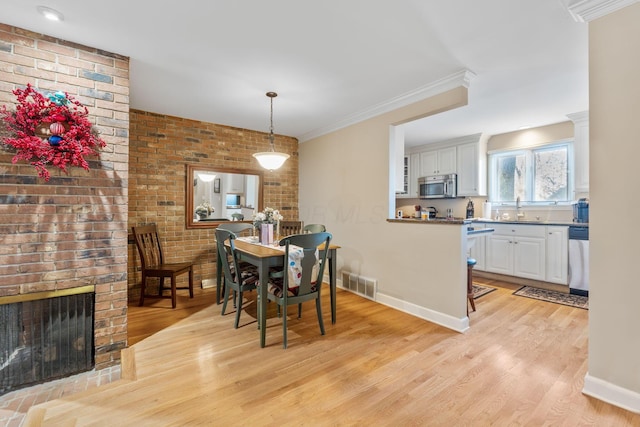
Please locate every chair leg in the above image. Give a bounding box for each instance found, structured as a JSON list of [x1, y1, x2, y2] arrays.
[[316, 297, 325, 336], [159, 277, 165, 296], [467, 264, 476, 315], [298, 303, 302, 319], [171, 276, 177, 309], [221, 283, 231, 316], [139, 274, 147, 307], [282, 302, 288, 349], [234, 291, 243, 329], [188, 267, 194, 298]]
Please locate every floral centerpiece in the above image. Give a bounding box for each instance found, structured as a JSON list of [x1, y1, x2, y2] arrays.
[[253, 207, 283, 229], [195, 200, 214, 219], [253, 207, 282, 244], [0, 83, 106, 181]]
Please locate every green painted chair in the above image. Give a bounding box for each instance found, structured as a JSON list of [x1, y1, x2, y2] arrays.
[[303, 224, 326, 233], [215, 228, 259, 328], [217, 222, 253, 236], [216, 223, 255, 304], [266, 232, 332, 348], [231, 213, 244, 221]]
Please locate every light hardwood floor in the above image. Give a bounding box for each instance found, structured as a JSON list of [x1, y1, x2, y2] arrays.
[[25, 280, 640, 426]]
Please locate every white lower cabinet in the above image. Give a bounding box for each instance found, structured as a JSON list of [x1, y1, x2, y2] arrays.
[[468, 224, 486, 271], [485, 224, 546, 281], [545, 226, 569, 284]]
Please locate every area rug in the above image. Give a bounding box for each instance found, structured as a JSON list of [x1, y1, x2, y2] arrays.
[[513, 286, 588, 309], [472, 284, 496, 299]]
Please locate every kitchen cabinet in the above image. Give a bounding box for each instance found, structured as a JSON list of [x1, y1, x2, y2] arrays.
[[419, 146, 456, 177], [396, 153, 420, 198], [408, 153, 420, 197], [485, 224, 546, 280], [568, 111, 589, 193], [456, 138, 487, 197], [545, 226, 568, 284], [226, 173, 245, 193], [468, 224, 486, 271]]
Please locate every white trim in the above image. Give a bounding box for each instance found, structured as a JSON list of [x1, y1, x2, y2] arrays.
[[298, 69, 476, 143], [583, 373, 640, 414], [374, 291, 469, 333], [566, 0, 639, 22]]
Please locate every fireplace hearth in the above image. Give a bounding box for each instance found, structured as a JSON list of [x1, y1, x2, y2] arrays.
[[0, 292, 95, 395]]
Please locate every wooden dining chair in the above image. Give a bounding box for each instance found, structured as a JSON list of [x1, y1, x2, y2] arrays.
[[303, 223, 326, 233], [266, 232, 332, 348], [132, 224, 194, 309], [279, 220, 303, 237], [215, 228, 259, 328]]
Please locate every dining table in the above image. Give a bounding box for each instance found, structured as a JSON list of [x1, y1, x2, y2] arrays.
[[216, 237, 340, 348]]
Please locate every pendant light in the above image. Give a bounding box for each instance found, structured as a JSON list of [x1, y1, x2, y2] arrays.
[[253, 92, 290, 170]]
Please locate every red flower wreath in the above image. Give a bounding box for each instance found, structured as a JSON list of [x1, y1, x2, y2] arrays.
[[0, 83, 106, 181]]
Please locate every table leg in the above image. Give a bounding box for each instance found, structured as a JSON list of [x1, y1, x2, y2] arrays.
[[329, 248, 337, 324], [258, 262, 269, 348]]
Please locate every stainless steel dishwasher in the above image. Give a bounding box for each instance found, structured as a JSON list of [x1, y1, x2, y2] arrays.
[[568, 225, 589, 296]]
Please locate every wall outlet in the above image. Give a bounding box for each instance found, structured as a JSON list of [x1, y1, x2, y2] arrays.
[[201, 279, 215, 289]]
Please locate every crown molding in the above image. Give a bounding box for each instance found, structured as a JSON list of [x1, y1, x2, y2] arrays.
[[298, 69, 476, 143], [566, 0, 639, 22]]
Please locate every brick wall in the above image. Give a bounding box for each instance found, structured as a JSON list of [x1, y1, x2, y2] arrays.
[[0, 24, 129, 369], [128, 110, 299, 298]]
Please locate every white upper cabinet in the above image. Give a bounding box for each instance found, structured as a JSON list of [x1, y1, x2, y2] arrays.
[[456, 134, 488, 197], [408, 153, 420, 198], [419, 146, 456, 176], [568, 111, 589, 194]]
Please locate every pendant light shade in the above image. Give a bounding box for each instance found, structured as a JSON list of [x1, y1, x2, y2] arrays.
[[253, 92, 289, 171]]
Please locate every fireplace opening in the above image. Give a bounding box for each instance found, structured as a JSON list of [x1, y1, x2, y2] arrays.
[[0, 292, 95, 395]]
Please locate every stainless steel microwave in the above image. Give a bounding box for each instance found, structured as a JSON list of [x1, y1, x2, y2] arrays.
[[418, 174, 457, 199]]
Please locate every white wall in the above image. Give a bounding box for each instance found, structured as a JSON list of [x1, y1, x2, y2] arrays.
[[299, 87, 473, 330], [583, 2, 640, 412]]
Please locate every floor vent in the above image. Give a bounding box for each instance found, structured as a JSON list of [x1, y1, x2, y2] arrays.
[[341, 272, 377, 300]]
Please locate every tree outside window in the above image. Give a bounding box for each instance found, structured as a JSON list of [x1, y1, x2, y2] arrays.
[[490, 143, 572, 204]]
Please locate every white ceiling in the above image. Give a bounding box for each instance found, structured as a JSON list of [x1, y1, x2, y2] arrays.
[[2, 1, 588, 148]]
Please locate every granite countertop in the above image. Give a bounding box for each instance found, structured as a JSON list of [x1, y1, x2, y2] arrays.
[[387, 217, 471, 225], [472, 219, 588, 227], [389, 217, 588, 227]]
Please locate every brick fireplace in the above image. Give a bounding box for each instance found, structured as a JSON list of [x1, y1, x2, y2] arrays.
[[0, 23, 130, 390]]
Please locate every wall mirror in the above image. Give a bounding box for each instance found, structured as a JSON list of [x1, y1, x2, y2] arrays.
[[186, 164, 263, 229]]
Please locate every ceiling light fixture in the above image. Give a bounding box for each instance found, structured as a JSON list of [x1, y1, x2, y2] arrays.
[[253, 92, 289, 171], [198, 173, 216, 182], [37, 5, 64, 22]]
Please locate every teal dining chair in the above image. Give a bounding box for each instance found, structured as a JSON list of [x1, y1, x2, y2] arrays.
[[217, 222, 253, 236], [303, 224, 326, 233], [215, 223, 255, 304], [266, 232, 332, 348], [215, 228, 259, 328]]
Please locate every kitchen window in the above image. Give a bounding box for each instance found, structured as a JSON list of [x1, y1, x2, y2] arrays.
[[488, 141, 573, 204]]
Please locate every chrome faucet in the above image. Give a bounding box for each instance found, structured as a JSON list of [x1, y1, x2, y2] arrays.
[[516, 196, 525, 220]]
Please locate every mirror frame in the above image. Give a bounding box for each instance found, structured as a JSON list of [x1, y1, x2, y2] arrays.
[[185, 164, 264, 229]]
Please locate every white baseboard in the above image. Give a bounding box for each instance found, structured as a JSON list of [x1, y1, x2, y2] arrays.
[[583, 373, 640, 414], [375, 292, 469, 333]]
